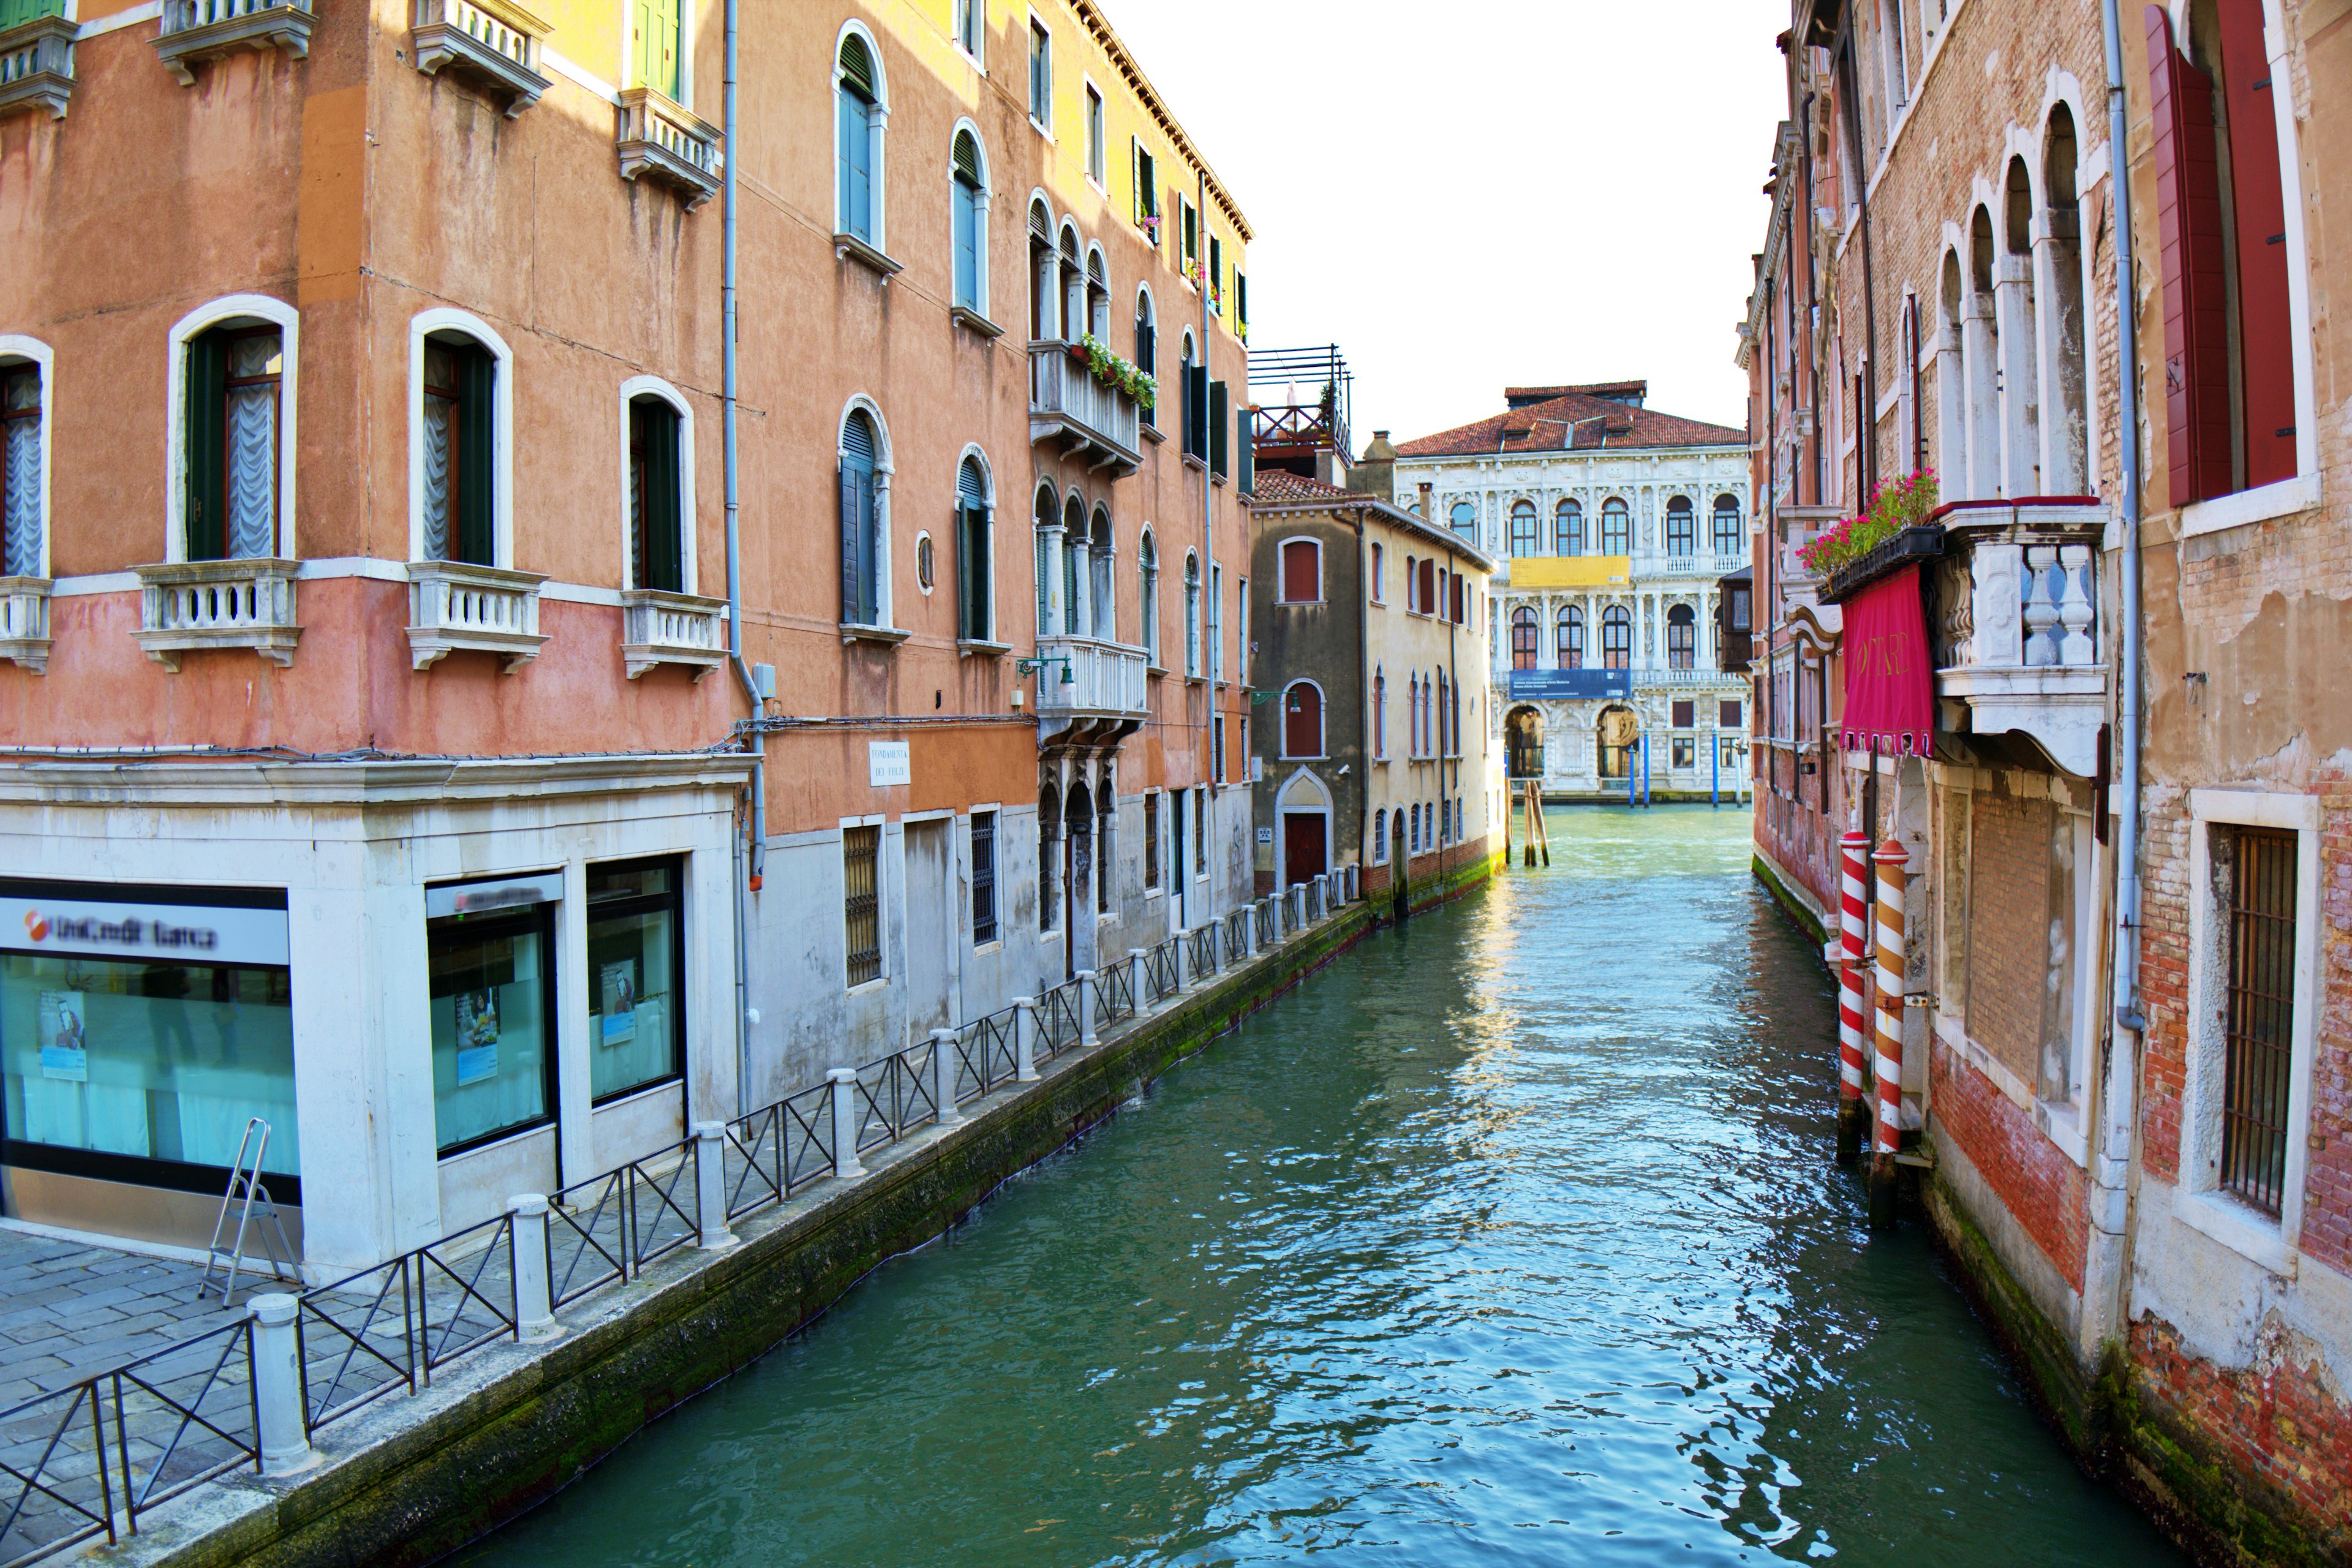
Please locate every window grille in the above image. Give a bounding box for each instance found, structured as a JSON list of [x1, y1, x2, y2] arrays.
[[2221, 826, 2297, 1216], [971, 812, 998, 944], [843, 825, 882, 986], [1144, 792, 1160, 888]]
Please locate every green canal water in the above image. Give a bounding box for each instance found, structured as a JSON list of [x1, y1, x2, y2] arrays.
[[459, 805, 2184, 1567]]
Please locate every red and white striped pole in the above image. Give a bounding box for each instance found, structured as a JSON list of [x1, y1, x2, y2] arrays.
[[1869, 835, 1909, 1227], [1836, 831, 1871, 1162]]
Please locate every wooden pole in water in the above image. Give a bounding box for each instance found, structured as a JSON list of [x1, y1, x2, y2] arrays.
[[1836, 831, 1871, 1163], [1869, 836, 1908, 1229]]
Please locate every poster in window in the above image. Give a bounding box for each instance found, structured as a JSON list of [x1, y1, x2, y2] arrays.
[[599, 961, 638, 1048], [38, 992, 87, 1083], [454, 988, 500, 1085]]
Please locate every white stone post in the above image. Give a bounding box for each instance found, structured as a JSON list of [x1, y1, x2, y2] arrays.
[[691, 1122, 734, 1250], [931, 1028, 963, 1125], [1128, 948, 1150, 1010], [1012, 997, 1039, 1081], [827, 1068, 866, 1178], [248, 1293, 312, 1476], [508, 1194, 559, 1340], [1077, 970, 1100, 1047]]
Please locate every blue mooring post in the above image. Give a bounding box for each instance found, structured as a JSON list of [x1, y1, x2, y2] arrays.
[[1711, 736, 1720, 807], [1640, 736, 1651, 807]]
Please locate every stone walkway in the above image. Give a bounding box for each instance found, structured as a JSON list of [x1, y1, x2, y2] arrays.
[[0, 1226, 257, 1409]]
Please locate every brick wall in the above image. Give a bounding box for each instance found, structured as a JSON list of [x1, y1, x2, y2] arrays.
[[1931, 1036, 2088, 1292], [1964, 790, 2052, 1087]]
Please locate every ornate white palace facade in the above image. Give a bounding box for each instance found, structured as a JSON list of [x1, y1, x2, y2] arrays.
[[1391, 382, 1754, 800]]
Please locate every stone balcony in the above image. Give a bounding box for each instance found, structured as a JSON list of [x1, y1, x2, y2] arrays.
[[0, 12, 75, 119], [1031, 634, 1148, 746], [615, 87, 719, 209], [410, 0, 549, 114], [620, 589, 727, 680], [0, 576, 50, 672], [1028, 344, 1140, 477], [406, 559, 547, 672], [155, 0, 312, 85], [1929, 500, 2108, 776], [134, 559, 301, 669]]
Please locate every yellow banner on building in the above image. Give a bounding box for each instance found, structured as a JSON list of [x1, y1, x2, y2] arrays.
[[1507, 556, 1633, 589]]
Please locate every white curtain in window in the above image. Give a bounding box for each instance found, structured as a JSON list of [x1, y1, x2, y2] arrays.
[[421, 345, 455, 561], [224, 334, 280, 559], [2, 374, 39, 578]]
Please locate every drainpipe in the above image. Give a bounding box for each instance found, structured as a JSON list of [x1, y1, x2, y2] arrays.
[[1354, 505, 1373, 883], [2087, 0, 2147, 1355], [1199, 169, 1215, 918], [721, 0, 764, 1117]]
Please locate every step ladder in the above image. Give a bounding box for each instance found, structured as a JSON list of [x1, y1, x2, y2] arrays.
[[195, 1117, 300, 1306]]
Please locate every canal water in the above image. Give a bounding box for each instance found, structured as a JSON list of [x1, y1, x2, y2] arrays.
[[459, 805, 2184, 1568]]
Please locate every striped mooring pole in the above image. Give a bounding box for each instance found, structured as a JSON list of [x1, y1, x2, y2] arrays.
[[1869, 835, 1909, 1229], [1835, 831, 1871, 1164]]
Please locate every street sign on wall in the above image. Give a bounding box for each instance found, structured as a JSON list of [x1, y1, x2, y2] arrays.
[[1506, 669, 1633, 701]]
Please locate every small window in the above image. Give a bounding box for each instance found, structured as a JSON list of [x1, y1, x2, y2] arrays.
[[916, 533, 935, 593], [2220, 825, 2297, 1215], [1, 362, 42, 577], [843, 824, 882, 986], [1720, 699, 1743, 728], [1665, 496, 1695, 557], [1144, 791, 1160, 888], [1208, 235, 1223, 314], [1373, 669, 1386, 757], [1133, 288, 1157, 429], [1193, 788, 1206, 873], [1672, 737, 1695, 769], [955, 0, 981, 56], [1180, 196, 1199, 277], [185, 325, 285, 560], [1373, 808, 1387, 862], [1449, 571, 1464, 625], [1370, 541, 1384, 601], [1280, 538, 1320, 603], [628, 393, 684, 592], [586, 858, 685, 1104], [1509, 501, 1537, 557], [1283, 682, 1322, 758], [1085, 81, 1105, 184], [1672, 699, 1695, 729], [1601, 496, 1630, 555], [1730, 586, 1752, 631], [1028, 18, 1050, 127], [1213, 715, 1226, 780], [1133, 140, 1159, 232], [1183, 552, 1201, 676], [1139, 532, 1159, 662], [1556, 499, 1583, 556], [971, 811, 998, 944], [1417, 558, 1436, 616], [836, 33, 880, 244]]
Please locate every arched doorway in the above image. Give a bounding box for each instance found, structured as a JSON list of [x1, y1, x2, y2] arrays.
[[1064, 779, 1093, 979], [1597, 704, 1638, 780], [1505, 704, 1544, 781], [1276, 768, 1330, 889]]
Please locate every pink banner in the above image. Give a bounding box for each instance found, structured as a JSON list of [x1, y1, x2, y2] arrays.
[[1839, 564, 1933, 757]]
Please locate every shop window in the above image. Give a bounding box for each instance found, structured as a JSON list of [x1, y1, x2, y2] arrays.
[[2, 359, 43, 577], [835, 31, 881, 244], [1510, 606, 1537, 671], [972, 810, 998, 944], [1556, 499, 1583, 556], [843, 825, 882, 986], [1664, 497, 1695, 557], [428, 888, 556, 1156], [2, 884, 296, 1194], [1280, 538, 1320, 603], [184, 325, 284, 560], [1509, 501, 1537, 557], [1600, 496, 1629, 555], [628, 393, 684, 592], [586, 858, 684, 1104]]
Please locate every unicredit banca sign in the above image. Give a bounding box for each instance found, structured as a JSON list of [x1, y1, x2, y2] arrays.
[[1, 894, 291, 968]]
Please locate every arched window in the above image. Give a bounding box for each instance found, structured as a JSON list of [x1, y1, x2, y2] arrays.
[[835, 31, 883, 246], [1436, 670, 1449, 756], [1556, 498, 1582, 556], [1061, 494, 1086, 635], [1968, 206, 2002, 499], [951, 129, 987, 314], [1510, 605, 1538, 670], [1449, 500, 1477, 538], [1065, 779, 1093, 918], [1283, 680, 1323, 758], [1409, 801, 1421, 853], [1084, 246, 1110, 340], [627, 390, 685, 592], [1138, 530, 1158, 663], [1667, 603, 1696, 669], [1372, 807, 1387, 862], [1558, 605, 1584, 669], [1280, 538, 1320, 603], [2041, 103, 2087, 492], [1939, 249, 1970, 496], [956, 454, 991, 641], [1600, 496, 1630, 554], [1601, 604, 1631, 669], [1134, 288, 1157, 431], [1037, 784, 1060, 933], [1508, 500, 1537, 557], [2000, 156, 2040, 495], [1664, 496, 1695, 558], [1402, 553, 1417, 612], [1089, 503, 1114, 639], [1711, 495, 1741, 558], [839, 408, 884, 626], [175, 297, 299, 564], [416, 322, 504, 565], [1372, 667, 1386, 757], [1059, 226, 1084, 350], [1183, 552, 1200, 676], [0, 350, 44, 579], [1029, 199, 1055, 341], [1033, 481, 1058, 637]]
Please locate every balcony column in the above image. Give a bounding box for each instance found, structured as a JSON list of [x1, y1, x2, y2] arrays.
[[1961, 293, 2000, 500], [1033, 247, 1056, 339], [1994, 251, 2040, 497], [1936, 322, 1968, 499], [972, 186, 992, 307], [2031, 209, 2086, 495], [868, 101, 889, 250], [872, 467, 895, 629], [1063, 262, 1084, 345]]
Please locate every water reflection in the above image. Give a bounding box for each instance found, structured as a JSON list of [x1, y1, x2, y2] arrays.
[[458, 805, 2182, 1568]]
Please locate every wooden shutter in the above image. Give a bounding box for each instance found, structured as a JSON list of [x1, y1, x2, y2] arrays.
[[2216, 0, 2294, 489], [838, 32, 876, 99], [183, 328, 228, 561], [1185, 364, 1208, 458], [1209, 380, 1229, 476], [633, 0, 677, 96], [1281, 540, 1317, 602], [456, 345, 497, 566], [2146, 6, 2233, 506]]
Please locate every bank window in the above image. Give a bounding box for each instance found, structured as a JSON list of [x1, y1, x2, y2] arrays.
[[1144, 793, 1161, 889], [428, 891, 556, 1157], [972, 811, 999, 945], [586, 858, 684, 1105], [844, 825, 882, 987], [2, 886, 296, 1196]]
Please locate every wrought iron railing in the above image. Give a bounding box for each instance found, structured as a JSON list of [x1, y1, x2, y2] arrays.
[[1143, 935, 1182, 1002], [852, 1038, 942, 1153], [722, 1079, 835, 1218], [1186, 924, 1218, 984], [1256, 897, 1277, 946], [1036, 979, 1083, 1059], [1223, 906, 1251, 964], [1096, 959, 1137, 1028], [956, 1005, 1022, 1102]]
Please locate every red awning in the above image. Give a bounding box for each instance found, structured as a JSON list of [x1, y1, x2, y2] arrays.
[[1839, 563, 1933, 756]]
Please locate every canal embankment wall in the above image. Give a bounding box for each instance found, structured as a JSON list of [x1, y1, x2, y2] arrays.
[[86, 869, 1517, 1568]]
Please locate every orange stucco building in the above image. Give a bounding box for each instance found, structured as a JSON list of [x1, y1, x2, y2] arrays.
[[0, 0, 1254, 1272]]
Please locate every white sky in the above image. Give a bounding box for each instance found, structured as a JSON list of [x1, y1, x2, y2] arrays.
[[1099, 0, 1789, 447]]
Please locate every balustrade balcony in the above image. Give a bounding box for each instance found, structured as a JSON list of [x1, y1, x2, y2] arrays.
[[406, 559, 548, 672], [1031, 634, 1148, 744], [410, 0, 549, 113], [1930, 500, 2108, 775], [620, 588, 727, 680], [135, 559, 301, 669], [1028, 343, 1141, 477], [155, 0, 312, 83], [616, 86, 720, 208], [0, 10, 74, 119]]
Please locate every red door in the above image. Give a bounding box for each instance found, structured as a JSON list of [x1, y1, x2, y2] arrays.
[[1283, 812, 1327, 886]]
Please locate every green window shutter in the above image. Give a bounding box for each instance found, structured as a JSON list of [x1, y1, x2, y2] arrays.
[[960, 501, 991, 640], [633, 0, 678, 96], [838, 32, 876, 100], [1210, 380, 1229, 478], [456, 345, 498, 565], [183, 329, 228, 561]]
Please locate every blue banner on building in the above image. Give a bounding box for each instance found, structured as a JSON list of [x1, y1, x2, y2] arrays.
[[1507, 669, 1633, 701]]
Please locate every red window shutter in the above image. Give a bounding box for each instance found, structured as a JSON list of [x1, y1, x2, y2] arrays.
[[2217, 0, 2295, 489], [1281, 539, 1318, 601], [1449, 573, 1464, 624], [2146, 6, 2233, 505], [1284, 684, 1321, 757]]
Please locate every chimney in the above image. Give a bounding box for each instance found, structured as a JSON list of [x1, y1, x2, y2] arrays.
[[1417, 480, 1433, 520], [1351, 429, 1398, 502]]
